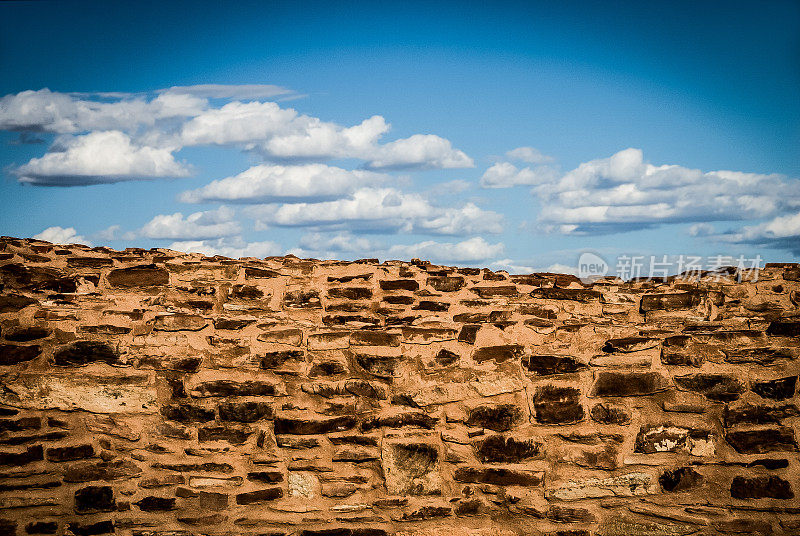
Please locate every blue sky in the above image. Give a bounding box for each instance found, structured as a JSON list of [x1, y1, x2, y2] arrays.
[[1, 0, 798, 273]]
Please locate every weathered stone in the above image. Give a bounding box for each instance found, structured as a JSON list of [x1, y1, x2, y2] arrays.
[[355, 353, 397, 378], [466, 404, 522, 432], [427, 276, 465, 292], [274, 415, 356, 435], [46, 444, 94, 462], [731, 475, 794, 499], [135, 496, 177, 511], [197, 425, 254, 444], [236, 487, 284, 504], [640, 291, 700, 311], [751, 375, 797, 400], [723, 346, 795, 365], [153, 313, 206, 331], [107, 264, 169, 287], [454, 466, 543, 486], [767, 321, 800, 337], [598, 518, 699, 536], [602, 337, 659, 353], [213, 317, 255, 330], [472, 285, 518, 298], [53, 341, 119, 367], [725, 426, 798, 453], [0, 445, 43, 467], [361, 412, 437, 431], [284, 289, 321, 308], [3, 326, 49, 342], [218, 401, 273, 422], [634, 424, 714, 455], [533, 386, 583, 424], [190, 380, 276, 397], [24, 521, 57, 534], [591, 371, 669, 397], [230, 284, 264, 299], [68, 520, 115, 536], [63, 460, 142, 482], [350, 330, 400, 346], [161, 404, 215, 423], [476, 435, 542, 463], [458, 325, 480, 344], [434, 349, 459, 365], [673, 373, 746, 402], [0, 344, 41, 366], [659, 467, 703, 492], [0, 294, 38, 313], [590, 403, 631, 425], [383, 442, 441, 495], [302, 379, 386, 399], [522, 354, 587, 375], [244, 266, 280, 278], [328, 287, 373, 299], [247, 471, 283, 483], [380, 279, 419, 291], [724, 403, 800, 426], [398, 505, 452, 521], [260, 349, 304, 369], [547, 472, 656, 501], [472, 344, 524, 363], [530, 287, 601, 302], [0, 371, 157, 413], [74, 485, 115, 512]]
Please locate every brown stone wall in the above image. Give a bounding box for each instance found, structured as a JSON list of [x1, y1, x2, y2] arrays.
[[0, 236, 798, 536]]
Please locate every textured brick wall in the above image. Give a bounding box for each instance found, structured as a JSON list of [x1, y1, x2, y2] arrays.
[[0, 236, 798, 536]]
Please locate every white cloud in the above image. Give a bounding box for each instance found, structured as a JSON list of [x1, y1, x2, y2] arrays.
[[387, 237, 504, 263], [179, 164, 388, 203], [286, 232, 383, 259], [506, 146, 554, 164], [364, 134, 474, 170], [160, 84, 296, 100], [179, 101, 303, 147], [95, 225, 122, 241], [248, 187, 503, 235], [716, 210, 800, 254], [33, 226, 91, 246], [183, 105, 473, 170], [0, 88, 206, 134], [480, 161, 557, 188], [534, 148, 800, 235], [167, 236, 282, 258], [140, 207, 240, 240], [688, 223, 715, 237], [15, 130, 190, 186], [490, 258, 535, 274]]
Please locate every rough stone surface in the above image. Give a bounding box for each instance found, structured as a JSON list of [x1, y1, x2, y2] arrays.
[[0, 237, 797, 534]]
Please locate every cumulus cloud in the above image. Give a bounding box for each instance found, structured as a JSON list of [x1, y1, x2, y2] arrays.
[[140, 207, 240, 240], [480, 161, 558, 188], [387, 237, 504, 263], [506, 146, 554, 164], [688, 223, 715, 237], [179, 164, 388, 203], [160, 84, 296, 100], [167, 236, 282, 258], [0, 88, 206, 134], [2, 87, 473, 185], [248, 187, 503, 235], [33, 226, 91, 245], [15, 130, 190, 186], [286, 232, 383, 259], [490, 258, 535, 274], [716, 210, 800, 254], [534, 148, 800, 235]]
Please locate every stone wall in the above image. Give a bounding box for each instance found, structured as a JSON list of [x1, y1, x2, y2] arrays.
[[0, 236, 798, 536]]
